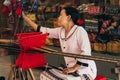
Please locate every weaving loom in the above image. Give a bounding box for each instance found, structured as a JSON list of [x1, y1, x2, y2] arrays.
[[15, 32, 48, 70], [15, 32, 86, 80], [0, 33, 120, 80]]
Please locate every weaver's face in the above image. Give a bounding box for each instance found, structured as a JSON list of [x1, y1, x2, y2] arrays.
[[58, 9, 69, 27]]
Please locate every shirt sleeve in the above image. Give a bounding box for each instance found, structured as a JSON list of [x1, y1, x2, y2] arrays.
[[76, 27, 92, 65], [40, 26, 61, 39]]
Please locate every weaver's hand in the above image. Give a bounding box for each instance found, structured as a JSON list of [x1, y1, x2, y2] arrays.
[[63, 67, 76, 74], [62, 64, 80, 74]]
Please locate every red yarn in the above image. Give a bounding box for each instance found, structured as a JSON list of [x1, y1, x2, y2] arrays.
[[15, 32, 48, 70], [16, 52, 47, 70], [16, 32, 48, 51]]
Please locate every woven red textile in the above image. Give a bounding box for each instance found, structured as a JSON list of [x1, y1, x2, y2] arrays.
[[16, 32, 47, 51], [15, 32, 48, 70], [16, 52, 47, 70]]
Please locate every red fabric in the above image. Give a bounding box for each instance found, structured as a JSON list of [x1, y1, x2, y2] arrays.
[[16, 52, 47, 70], [15, 53, 23, 66], [15, 32, 48, 70], [95, 75, 106, 80], [16, 32, 47, 51]]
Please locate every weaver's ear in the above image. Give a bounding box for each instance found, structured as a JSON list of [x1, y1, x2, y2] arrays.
[[67, 15, 71, 21]]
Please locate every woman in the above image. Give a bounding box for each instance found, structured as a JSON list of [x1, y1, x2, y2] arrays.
[[22, 6, 97, 79]]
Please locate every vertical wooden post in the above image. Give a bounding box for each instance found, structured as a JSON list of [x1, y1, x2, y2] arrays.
[[28, 68, 36, 80]]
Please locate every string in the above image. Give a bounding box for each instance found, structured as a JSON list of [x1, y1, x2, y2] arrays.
[[30, 0, 36, 13], [0, 45, 21, 53], [8, 0, 17, 44], [0, 44, 43, 54], [41, 5, 47, 26], [17, 33, 43, 40], [14, 0, 23, 35], [14, 16, 21, 36], [17, 0, 25, 34]]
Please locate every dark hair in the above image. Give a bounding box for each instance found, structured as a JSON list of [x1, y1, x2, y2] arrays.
[[109, 18, 117, 26], [63, 7, 80, 25]]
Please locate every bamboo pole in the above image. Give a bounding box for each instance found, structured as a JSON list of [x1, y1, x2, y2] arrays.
[[33, 47, 120, 63], [0, 39, 120, 63]]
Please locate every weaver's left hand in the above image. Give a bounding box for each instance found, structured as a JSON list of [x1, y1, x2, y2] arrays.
[[63, 67, 76, 74], [62, 64, 80, 74]]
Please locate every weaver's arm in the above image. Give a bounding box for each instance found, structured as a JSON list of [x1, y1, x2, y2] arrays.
[[22, 12, 60, 38]]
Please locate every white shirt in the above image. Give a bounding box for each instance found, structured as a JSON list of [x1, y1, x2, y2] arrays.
[[40, 25, 97, 79]]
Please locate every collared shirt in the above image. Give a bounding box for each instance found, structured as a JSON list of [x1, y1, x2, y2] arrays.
[[40, 25, 97, 79]]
